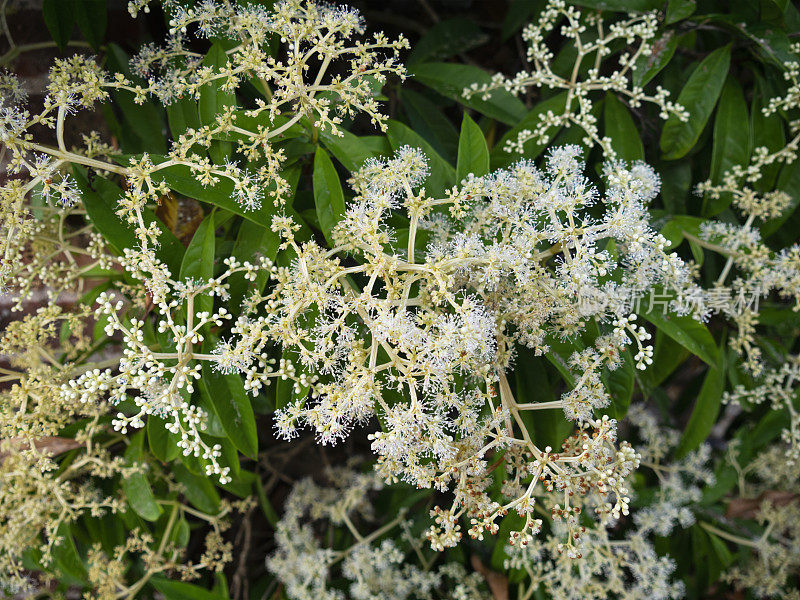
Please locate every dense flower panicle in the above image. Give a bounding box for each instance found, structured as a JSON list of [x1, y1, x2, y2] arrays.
[[2, 0, 800, 597], [0, 0, 408, 292], [203, 145, 720, 551], [267, 469, 491, 600], [463, 0, 688, 157], [0, 0, 407, 591]]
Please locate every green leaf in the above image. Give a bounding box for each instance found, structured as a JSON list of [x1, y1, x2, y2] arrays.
[[659, 215, 706, 250], [400, 89, 458, 163], [660, 44, 731, 160], [410, 63, 527, 125], [659, 161, 693, 214], [571, 0, 661, 9], [199, 43, 235, 164], [501, 0, 544, 41], [167, 95, 202, 144], [73, 169, 185, 274], [408, 17, 488, 65], [490, 92, 568, 169], [148, 415, 179, 462], [386, 120, 456, 196], [313, 147, 346, 245], [603, 93, 644, 162], [320, 129, 387, 172], [642, 309, 718, 367], [121, 431, 162, 522], [666, 0, 696, 23], [633, 32, 680, 88], [179, 213, 215, 316], [762, 160, 800, 238], [707, 531, 735, 569], [705, 76, 750, 216], [150, 576, 225, 600], [490, 512, 526, 572], [173, 462, 221, 514], [644, 329, 690, 387], [106, 45, 167, 154], [74, 0, 106, 50], [42, 0, 74, 52], [751, 74, 786, 195], [199, 362, 258, 459], [227, 219, 279, 309], [515, 350, 573, 450], [456, 113, 490, 182], [675, 348, 726, 458], [603, 350, 635, 420], [148, 159, 297, 233], [251, 472, 280, 527], [51, 522, 88, 586]]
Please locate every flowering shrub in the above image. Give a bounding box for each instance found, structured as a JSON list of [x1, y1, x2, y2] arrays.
[[1, 0, 800, 598]]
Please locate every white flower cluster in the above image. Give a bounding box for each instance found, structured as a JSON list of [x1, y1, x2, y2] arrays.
[[692, 46, 800, 376], [200, 145, 711, 549], [0, 0, 408, 292], [499, 405, 716, 600], [267, 469, 490, 600], [61, 257, 272, 484], [463, 0, 687, 156], [724, 356, 800, 464]]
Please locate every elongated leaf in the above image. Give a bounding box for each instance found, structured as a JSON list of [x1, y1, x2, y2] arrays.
[[751, 74, 785, 196], [199, 363, 258, 459], [501, 0, 544, 41], [401, 89, 458, 163], [148, 415, 179, 462], [666, 0, 696, 23], [762, 160, 800, 238], [659, 215, 707, 250], [515, 350, 573, 450], [456, 113, 490, 182], [410, 63, 527, 125], [179, 213, 215, 282], [199, 43, 235, 164], [660, 44, 731, 160], [248, 470, 280, 527], [227, 219, 279, 309], [42, 0, 74, 52], [151, 576, 225, 600], [179, 213, 215, 318], [705, 76, 750, 216], [602, 350, 635, 420], [675, 349, 726, 458], [121, 431, 162, 522], [106, 44, 167, 154], [73, 0, 108, 50], [645, 329, 690, 387], [51, 523, 88, 586], [604, 92, 644, 162], [386, 120, 456, 196], [633, 32, 680, 88], [74, 0, 106, 50], [642, 309, 718, 366], [572, 0, 661, 9], [145, 159, 307, 236], [167, 95, 202, 143], [173, 462, 221, 514], [320, 129, 386, 172], [408, 17, 488, 65], [313, 147, 346, 244]]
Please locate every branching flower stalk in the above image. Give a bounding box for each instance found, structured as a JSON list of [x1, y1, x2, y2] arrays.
[[213, 145, 708, 552], [463, 0, 688, 156]]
